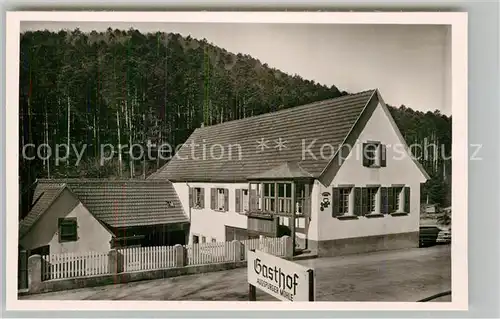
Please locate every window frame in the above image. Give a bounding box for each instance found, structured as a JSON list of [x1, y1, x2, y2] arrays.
[[364, 142, 379, 167], [216, 188, 226, 211], [393, 187, 404, 212], [58, 217, 78, 243], [366, 187, 379, 214], [210, 188, 228, 212], [263, 183, 276, 212], [332, 186, 355, 218], [277, 182, 293, 214], [242, 189, 249, 212], [193, 187, 203, 209], [339, 187, 352, 216], [363, 141, 386, 168]]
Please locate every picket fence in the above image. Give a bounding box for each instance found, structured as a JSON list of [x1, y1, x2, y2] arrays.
[[40, 236, 287, 281], [41, 251, 109, 281], [185, 241, 234, 266], [119, 246, 176, 273], [240, 237, 286, 260]]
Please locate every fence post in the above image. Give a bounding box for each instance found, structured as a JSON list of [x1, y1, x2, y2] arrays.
[[174, 244, 186, 267], [231, 240, 243, 262], [27, 254, 42, 293], [108, 249, 124, 274], [283, 235, 293, 259]]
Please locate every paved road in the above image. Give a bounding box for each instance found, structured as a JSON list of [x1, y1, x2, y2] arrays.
[[21, 245, 451, 302]]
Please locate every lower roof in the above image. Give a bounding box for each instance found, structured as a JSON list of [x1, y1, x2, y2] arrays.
[[20, 179, 189, 238]]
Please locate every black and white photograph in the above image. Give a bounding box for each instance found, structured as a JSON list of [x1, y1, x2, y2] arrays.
[[5, 11, 468, 311]]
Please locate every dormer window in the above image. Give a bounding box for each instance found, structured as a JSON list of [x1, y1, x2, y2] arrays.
[[362, 141, 387, 168]]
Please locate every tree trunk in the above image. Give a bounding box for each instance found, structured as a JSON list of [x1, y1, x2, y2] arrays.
[[142, 113, 146, 179], [116, 109, 122, 177], [93, 114, 97, 166], [67, 94, 71, 172], [125, 99, 134, 178], [45, 105, 50, 178]]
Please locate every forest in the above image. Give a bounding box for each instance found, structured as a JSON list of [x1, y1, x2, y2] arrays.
[[18, 28, 452, 218]]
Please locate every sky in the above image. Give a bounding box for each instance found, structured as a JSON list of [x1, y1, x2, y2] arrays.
[[21, 21, 452, 115]]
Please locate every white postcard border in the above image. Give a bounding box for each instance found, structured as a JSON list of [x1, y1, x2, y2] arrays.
[[5, 11, 468, 312]]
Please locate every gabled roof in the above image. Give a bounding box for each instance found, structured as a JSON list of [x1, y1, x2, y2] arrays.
[[20, 179, 189, 238], [19, 182, 66, 238], [151, 90, 377, 182]]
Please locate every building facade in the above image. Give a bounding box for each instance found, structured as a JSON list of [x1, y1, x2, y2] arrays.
[[20, 89, 429, 258], [19, 180, 189, 255], [151, 89, 429, 256]]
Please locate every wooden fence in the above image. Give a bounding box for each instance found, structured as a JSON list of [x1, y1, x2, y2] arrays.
[[241, 237, 286, 260], [41, 251, 109, 280], [40, 236, 288, 281], [118, 246, 176, 272], [185, 241, 234, 266]]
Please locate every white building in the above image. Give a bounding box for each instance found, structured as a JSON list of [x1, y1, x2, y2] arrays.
[[19, 180, 189, 255], [150, 89, 430, 257]]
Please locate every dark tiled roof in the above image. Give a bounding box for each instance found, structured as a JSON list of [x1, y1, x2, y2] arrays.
[[19, 182, 66, 238], [20, 179, 189, 237], [247, 161, 314, 180], [151, 90, 376, 182], [62, 179, 188, 228]]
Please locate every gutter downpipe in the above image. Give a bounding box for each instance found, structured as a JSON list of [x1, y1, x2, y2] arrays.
[[185, 182, 192, 221], [185, 182, 192, 245]]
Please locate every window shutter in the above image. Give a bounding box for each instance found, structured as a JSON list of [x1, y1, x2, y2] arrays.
[[361, 188, 368, 216], [387, 187, 394, 213], [362, 143, 370, 167], [380, 144, 387, 167], [380, 187, 388, 214], [404, 187, 410, 213], [332, 187, 340, 217], [210, 188, 216, 210], [190, 188, 194, 208], [224, 188, 229, 211], [235, 189, 242, 212], [199, 188, 205, 208], [250, 189, 257, 211], [189, 188, 193, 208], [354, 187, 362, 216]]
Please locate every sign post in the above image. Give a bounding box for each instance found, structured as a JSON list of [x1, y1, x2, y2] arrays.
[[247, 250, 315, 302]]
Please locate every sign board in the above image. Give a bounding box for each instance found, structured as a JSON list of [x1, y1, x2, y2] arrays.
[[247, 250, 315, 302]]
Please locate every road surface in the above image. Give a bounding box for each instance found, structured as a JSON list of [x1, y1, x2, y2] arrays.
[[21, 245, 451, 302]]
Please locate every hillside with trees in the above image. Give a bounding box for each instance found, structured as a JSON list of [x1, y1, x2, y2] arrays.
[[19, 28, 451, 218]]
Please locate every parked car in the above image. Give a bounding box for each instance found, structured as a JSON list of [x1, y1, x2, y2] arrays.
[[419, 225, 451, 247], [436, 227, 451, 244], [419, 226, 441, 247]]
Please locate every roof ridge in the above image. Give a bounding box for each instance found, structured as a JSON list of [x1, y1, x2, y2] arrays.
[[195, 89, 376, 132], [37, 178, 171, 183]]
